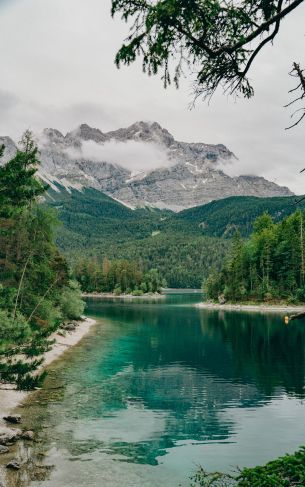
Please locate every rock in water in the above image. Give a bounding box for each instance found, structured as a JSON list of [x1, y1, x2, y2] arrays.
[[21, 430, 35, 440], [0, 445, 9, 454]]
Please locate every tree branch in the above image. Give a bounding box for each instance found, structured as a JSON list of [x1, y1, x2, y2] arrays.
[[285, 62, 305, 129]]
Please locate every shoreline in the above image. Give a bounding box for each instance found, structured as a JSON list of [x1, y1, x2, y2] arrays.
[[0, 316, 96, 421], [82, 292, 165, 299], [196, 302, 305, 313]]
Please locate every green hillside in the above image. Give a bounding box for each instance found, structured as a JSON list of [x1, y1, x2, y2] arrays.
[[175, 195, 305, 237], [45, 186, 174, 249], [45, 187, 303, 288], [44, 186, 225, 287], [91, 233, 229, 288]]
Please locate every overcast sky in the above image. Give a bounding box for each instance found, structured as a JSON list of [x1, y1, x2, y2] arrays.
[[0, 0, 304, 193]]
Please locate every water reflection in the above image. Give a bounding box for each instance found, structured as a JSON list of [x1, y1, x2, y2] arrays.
[[201, 310, 305, 396], [2, 294, 305, 487]]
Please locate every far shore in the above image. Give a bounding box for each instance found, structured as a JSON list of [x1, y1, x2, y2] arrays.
[[196, 302, 305, 313], [0, 316, 96, 421], [82, 292, 165, 299]]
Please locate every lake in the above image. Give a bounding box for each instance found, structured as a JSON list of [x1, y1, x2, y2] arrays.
[[10, 292, 305, 486]]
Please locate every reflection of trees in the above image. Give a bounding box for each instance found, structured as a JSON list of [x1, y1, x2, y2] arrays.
[[13, 300, 305, 475], [200, 310, 305, 397], [97, 302, 305, 398]]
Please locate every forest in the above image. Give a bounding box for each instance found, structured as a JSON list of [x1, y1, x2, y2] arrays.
[[46, 187, 304, 289], [205, 210, 305, 303], [0, 135, 85, 389], [74, 258, 166, 295]]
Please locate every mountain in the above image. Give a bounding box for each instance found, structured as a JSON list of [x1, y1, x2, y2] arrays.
[[0, 121, 292, 211]]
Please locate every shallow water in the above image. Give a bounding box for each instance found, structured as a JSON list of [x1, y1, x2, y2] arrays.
[[8, 293, 305, 486]]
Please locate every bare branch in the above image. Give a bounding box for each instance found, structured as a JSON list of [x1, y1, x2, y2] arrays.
[[285, 63, 305, 129]]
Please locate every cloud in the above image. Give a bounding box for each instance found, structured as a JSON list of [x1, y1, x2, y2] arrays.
[[0, 93, 121, 140], [66, 139, 172, 174], [0, 90, 19, 112], [217, 142, 305, 194], [0, 0, 304, 194]]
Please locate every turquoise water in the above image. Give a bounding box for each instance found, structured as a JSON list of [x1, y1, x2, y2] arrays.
[[14, 293, 305, 486]]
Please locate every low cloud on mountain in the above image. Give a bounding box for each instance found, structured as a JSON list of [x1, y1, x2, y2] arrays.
[[66, 139, 173, 174]]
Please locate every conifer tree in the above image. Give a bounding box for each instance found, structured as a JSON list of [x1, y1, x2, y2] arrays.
[[0, 133, 84, 389]]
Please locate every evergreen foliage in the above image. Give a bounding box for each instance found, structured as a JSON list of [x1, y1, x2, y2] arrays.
[[0, 134, 84, 389], [96, 234, 228, 288], [111, 0, 304, 113], [177, 195, 305, 238], [74, 258, 166, 295], [45, 188, 303, 288], [192, 447, 305, 486], [205, 210, 305, 303]]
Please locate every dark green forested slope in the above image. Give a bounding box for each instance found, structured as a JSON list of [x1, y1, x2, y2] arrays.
[[176, 195, 305, 237], [47, 187, 304, 245], [91, 234, 229, 288], [44, 187, 228, 287], [45, 186, 175, 249], [45, 188, 304, 288]]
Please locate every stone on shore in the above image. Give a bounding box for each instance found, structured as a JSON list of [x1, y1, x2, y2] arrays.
[[21, 430, 34, 440], [3, 414, 21, 424], [6, 460, 21, 470], [61, 323, 77, 332], [0, 426, 22, 445]]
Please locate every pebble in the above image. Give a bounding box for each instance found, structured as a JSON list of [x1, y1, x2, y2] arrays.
[[6, 460, 21, 470]]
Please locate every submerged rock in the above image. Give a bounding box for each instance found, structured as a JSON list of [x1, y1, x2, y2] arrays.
[[21, 430, 34, 441], [3, 415, 21, 424], [0, 426, 22, 445]]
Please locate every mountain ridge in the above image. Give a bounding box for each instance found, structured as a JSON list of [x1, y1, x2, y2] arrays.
[[0, 121, 293, 211]]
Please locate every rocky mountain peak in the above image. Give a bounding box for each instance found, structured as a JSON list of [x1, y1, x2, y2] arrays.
[[0, 122, 294, 211], [43, 128, 65, 144], [62, 124, 107, 147], [75, 123, 107, 143], [105, 121, 175, 147]]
